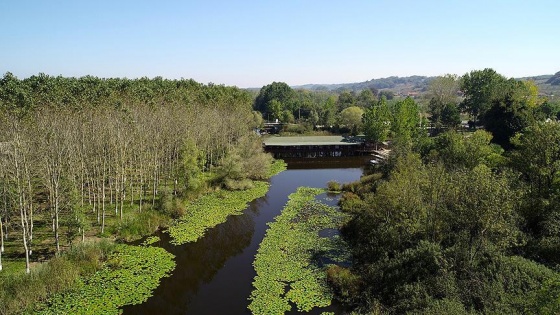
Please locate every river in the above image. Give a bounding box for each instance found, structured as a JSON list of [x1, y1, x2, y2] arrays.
[[122, 157, 367, 315]]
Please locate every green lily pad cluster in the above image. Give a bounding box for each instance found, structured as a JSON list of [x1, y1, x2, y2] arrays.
[[248, 187, 350, 315], [168, 181, 270, 245], [36, 244, 175, 315], [141, 235, 160, 246]]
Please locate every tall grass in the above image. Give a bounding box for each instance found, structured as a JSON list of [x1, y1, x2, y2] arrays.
[[0, 241, 115, 315]]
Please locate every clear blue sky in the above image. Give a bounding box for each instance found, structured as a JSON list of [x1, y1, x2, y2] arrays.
[[1, 0, 558, 88]]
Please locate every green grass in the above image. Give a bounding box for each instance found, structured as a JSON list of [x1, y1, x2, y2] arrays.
[[0, 241, 116, 315], [248, 187, 351, 315], [34, 243, 175, 315], [267, 159, 287, 178]]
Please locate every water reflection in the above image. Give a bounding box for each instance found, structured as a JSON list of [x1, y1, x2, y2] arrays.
[[123, 158, 364, 315], [123, 211, 255, 315]]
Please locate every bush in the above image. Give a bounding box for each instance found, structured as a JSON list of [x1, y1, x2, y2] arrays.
[[327, 180, 341, 192], [157, 189, 187, 219], [117, 210, 168, 241], [339, 192, 364, 213], [39, 256, 81, 293], [65, 240, 115, 274], [282, 123, 310, 134], [224, 178, 254, 191], [326, 265, 362, 303]]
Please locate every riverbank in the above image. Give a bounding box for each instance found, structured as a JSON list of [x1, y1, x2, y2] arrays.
[[0, 160, 288, 315]]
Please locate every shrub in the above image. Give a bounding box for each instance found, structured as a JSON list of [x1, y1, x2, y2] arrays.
[[326, 265, 362, 303], [327, 180, 341, 192], [117, 210, 168, 241], [224, 178, 255, 191], [65, 240, 115, 274], [339, 192, 364, 213]]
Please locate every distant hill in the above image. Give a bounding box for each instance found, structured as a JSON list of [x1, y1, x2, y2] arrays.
[[292, 73, 560, 98], [545, 71, 560, 85], [294, 76, 434, 95]]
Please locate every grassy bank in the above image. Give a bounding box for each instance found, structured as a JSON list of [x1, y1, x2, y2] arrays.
[[168, 159, 286, 245], [0, 241, 174, 315], [248, 187, 350, 315], [34, 243, 175, 315], [0, 159, 286, 314]]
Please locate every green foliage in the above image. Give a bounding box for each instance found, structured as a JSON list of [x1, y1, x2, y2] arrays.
[[510, 121, 560, 199], [427, 74, 461, 133], [168, 181, 269, 245], [255, 82, 295, 118], [336, 91, 356, 111], [178, 140, 205, 194], [267, 159, 287, 178], [460, 68, 507, 122], [216, 134, 274, 186], [141, 236, 160, 246], [0, 241, 115, 315], [327, 180, 341, 192], [249, 187, 350, 315], [363, 97, 391, 145], [510, 121, 560, 264], [481, 79, 542, 148], [338, 106, 364, 133], [428, 99, 461, 132], [530, 276, 560, 314], [326, 265, 362, 303], [156, 189, 187, 219], [338, 148, 559, 313], [116, 210, 168, 242], [35, 244, 175, 315], [539, 100, 560, 120], [338, 192, 365, 213], [281, 123, 312, 134], [391, 97, 421, 146], [356, 89, 376, 108], [281, 109, 295, 123], [251, 110, 264, 128], [431, 130, 501, 169]]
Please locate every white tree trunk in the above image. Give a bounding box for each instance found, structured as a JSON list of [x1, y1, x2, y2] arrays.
[[55, 180, 60, 253], [0, 216, 4, 253], [101, 178, 105, 234]]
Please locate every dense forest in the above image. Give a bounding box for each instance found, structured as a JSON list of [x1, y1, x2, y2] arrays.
[[328, 69, 560, 314], [0, 73, 275, 313]]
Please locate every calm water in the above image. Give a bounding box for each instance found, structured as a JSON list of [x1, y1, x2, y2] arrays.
[[123, 157, 366, 315]]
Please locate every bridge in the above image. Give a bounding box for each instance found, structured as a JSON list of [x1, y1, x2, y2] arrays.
[[262, 136, 370, 158]]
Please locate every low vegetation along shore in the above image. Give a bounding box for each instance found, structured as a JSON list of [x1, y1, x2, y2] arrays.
[[169, 160, 286, 245], [0, 159, 286, 315]]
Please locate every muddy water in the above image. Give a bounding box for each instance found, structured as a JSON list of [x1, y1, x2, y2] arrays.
[[123, 157, 366, 315]]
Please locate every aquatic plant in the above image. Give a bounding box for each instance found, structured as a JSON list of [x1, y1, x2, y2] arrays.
[[168, 181, 270, 245], [36, 244, 175, 314], [142, 236, 160, 246], [267, 159, 287, 178], [248, 187, 350, 315]]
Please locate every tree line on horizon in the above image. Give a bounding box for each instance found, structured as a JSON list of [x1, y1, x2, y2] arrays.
[[252, 69, 560, 144]]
